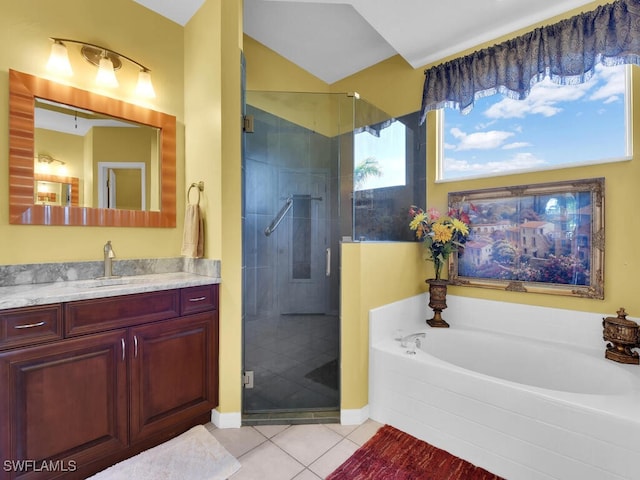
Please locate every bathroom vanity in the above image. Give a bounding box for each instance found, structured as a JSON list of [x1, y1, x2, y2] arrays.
[[0, 279, 219, 480]]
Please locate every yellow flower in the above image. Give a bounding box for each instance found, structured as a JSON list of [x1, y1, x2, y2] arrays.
[[409, 212, 427, 231], [451, 218, 469, 236], [432, 223, 452, 243]]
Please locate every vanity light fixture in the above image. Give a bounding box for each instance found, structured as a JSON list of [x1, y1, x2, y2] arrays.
[[46, 38, 156, 98], [36, 154, 65, 166], [35, 154, 66, 175]]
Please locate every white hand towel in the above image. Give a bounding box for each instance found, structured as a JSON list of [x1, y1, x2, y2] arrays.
[[181, 204, 204, 258]]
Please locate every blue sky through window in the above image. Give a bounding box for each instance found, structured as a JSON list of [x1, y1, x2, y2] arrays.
[[354, 120, 406, 191], [441, 64, 629, 180]]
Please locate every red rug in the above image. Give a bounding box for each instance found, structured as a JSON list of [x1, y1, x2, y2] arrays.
[[326, 425, 504, 480]]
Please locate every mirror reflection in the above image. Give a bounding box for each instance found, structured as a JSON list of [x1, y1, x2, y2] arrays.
[[34, 171, 79, 207], [34, 99, 161, 211]]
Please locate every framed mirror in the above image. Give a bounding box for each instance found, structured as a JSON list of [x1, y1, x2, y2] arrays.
[[9, 69, 176, 227]]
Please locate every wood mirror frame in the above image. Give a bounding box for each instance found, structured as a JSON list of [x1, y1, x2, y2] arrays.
[[9, 69, 176, 227]]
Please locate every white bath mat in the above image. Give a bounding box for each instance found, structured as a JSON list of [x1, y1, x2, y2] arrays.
[[88, 425, 241, 480]]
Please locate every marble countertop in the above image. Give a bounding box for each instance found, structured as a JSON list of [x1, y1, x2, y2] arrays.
[[0, 272, 220, 311]]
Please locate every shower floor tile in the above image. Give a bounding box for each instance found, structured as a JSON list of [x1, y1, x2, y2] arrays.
[[244, 314, 339, 413]]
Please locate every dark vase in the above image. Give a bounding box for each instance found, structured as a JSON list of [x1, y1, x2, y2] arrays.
[[426, 279, 449, 328]]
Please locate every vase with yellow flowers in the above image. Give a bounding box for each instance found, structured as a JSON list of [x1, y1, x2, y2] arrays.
[[409, 206, 470, 327]]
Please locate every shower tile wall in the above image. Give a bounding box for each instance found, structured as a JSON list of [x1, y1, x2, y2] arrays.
[[244, 105, 339, 318]]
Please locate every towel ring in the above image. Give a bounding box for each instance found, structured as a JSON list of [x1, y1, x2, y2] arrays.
[[187, 181, 204, 205]]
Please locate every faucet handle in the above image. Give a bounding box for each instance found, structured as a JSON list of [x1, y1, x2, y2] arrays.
[[405, 339, 418, 355]]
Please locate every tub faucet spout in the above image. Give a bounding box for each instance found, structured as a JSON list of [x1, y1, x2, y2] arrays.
[[401, 332, 426, 348]]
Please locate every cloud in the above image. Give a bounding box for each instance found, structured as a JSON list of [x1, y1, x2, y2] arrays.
[[444, 152, 547, 176], [502, 142, 531, 150], [589, 64, 626, 102], [483, 79, 591, 119], [482, 64, 626, 120], [449, 127, 514, 151], [602, 96, 620, 104]]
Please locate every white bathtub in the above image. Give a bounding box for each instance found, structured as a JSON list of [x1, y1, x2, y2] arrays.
[[368, 294, 640, 480]]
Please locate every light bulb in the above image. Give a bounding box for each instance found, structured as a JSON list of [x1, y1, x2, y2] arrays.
[[46, 41, 73, 77], [96, 55, 118, 88], [135, 69, 156, 98]]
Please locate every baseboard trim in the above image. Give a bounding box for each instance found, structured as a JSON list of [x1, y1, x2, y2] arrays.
[[340, 405, 369, 425], [211, 409, 242, 429]]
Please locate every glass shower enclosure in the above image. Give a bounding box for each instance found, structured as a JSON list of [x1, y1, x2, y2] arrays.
[[241, 91, 425, 423]]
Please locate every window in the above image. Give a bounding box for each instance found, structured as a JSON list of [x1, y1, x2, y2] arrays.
[[354, 120, 407, 191], [439, 64, 631, 181], [352, 112, 426, 241]]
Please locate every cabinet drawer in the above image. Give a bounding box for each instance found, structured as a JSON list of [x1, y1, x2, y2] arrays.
[[0, 305, 62, 350], [65, 290, 180, 337], [180, 284, 218, 316]]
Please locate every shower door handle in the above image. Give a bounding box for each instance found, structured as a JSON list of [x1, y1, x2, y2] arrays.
[[325, 248, 331, 277]]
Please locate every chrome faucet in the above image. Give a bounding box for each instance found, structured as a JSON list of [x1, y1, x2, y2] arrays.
[[401, 332, 426, 348], [103, 240, 116, 278]]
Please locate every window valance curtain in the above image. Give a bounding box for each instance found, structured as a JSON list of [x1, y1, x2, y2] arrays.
[[420, 0, 640, 123], [355, 118, 396, 137]]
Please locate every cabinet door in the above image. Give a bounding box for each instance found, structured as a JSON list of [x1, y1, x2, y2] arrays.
[[129, 312, 218, 443], [0, 330, 128, 480]]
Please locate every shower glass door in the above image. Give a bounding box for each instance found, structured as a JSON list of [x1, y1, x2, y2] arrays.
[[242, 92, 354, 421]]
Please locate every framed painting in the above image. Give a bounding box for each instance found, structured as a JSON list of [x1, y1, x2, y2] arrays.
[[448, 178, 604, 299]]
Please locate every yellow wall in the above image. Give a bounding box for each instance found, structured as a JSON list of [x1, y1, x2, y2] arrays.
[[341, 242, 427, 409], [220, 0, 244, 417], [184, 0, 244, 416], [1, 0, 184, 263], [244, 35, 330, 94], [244, 36, 340, 137]]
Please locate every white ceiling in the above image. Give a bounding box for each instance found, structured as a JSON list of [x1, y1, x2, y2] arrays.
[[135, 0, 595, 84]]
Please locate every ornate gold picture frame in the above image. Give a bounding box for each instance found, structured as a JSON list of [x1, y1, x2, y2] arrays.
[[448, 178, 604, 299]]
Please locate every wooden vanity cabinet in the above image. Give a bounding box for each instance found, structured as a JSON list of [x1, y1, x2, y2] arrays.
[[0, 331, 129, 480], [0, 284, 219, 480], [129, 311, 218, 443]]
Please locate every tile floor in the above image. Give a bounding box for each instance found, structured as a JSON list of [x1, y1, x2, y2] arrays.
[[205, 419, 382, 480]]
